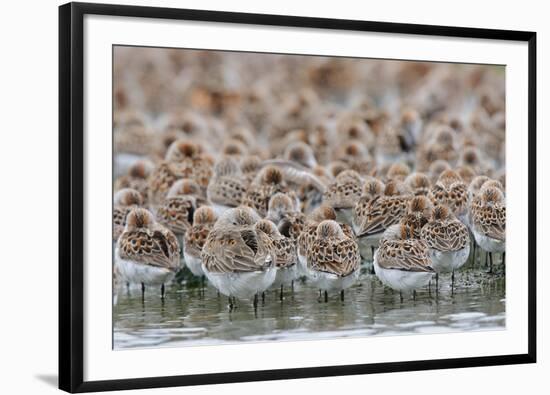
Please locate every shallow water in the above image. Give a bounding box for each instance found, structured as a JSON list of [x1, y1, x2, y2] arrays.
[[113, 261, 505, 349]]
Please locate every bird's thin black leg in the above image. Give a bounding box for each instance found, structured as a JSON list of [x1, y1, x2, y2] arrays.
[[451, 270, 455, 295], [370, 246, 376, 274]]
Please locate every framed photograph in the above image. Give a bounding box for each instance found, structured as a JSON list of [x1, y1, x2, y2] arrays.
[[59, 2, 537, 393]]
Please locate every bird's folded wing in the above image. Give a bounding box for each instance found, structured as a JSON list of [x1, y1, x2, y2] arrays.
[[309, 239, 359, 276], [273, 237, 297, 268], [476, 206, 506, 241], [119, 229, 179, 271], [422, 221, 469, 252], [156, 197, 194, 234], [203, 229, 271, 273], [377, 240, 434, 272], [358, 197, 408, 236], [207, 177, 245, 206]]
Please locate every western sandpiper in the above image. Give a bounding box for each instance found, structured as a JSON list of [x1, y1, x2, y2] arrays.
[[297, 205, 339, 273], [167, 178, 207, 204], [113, 188, 143, 242], [467, 175, 491, 210], [399, 108, 423, 146], [458, 146, 487, 176], [115, 208, 180, 299], [376, 126, 413, 165], [166, 139, 213, 194], [240, 155, 262, 186], [266, 192, 306, 241], [242, 165, 288, 217], [155, 194, 196, 244], [374, 224, 435, 301], [114, 159, 154, 205], [353, 181, 412, 259], [405, 172, 431, 196], [147, 161, 183, 209], [386, 163, 411, 182], [421, 205, 470, 289], [304, 220, 360, 301], [429, 169, 468, 223], [201, 207, 276, 307], [283, 141, 317, 169], [470, 186, 506, 273], [183, 206, 217, 278], [322, 169, 363, 225], [456, 165, 476, 186], [255, 219, 299, 300], [400, 195, 434, 239], [114, 124, 154, 177], [207, 156, 247, 216], [352, 178, 384, 260], [427, 160, 451, 185]]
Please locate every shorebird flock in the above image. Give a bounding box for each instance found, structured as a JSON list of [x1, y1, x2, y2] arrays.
[[113, 48, 505, 308]]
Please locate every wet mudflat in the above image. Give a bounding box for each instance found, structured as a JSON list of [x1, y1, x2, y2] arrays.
[[113, 261, 505, 349]]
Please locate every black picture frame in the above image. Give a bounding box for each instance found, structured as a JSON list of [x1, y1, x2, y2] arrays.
[[59, 2, 537, 393]]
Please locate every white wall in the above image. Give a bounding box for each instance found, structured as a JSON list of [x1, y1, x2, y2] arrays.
[[0, 0, 546, 394]]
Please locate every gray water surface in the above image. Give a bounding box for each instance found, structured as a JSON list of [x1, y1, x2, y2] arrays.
[[113, 266, 505, 349]]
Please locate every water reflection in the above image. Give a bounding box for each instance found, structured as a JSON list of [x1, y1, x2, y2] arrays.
[[114, 270, 505, 349]]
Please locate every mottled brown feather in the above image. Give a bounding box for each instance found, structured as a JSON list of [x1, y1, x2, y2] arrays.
[[356, 195, 410, 236], [421, 219, 470, 251], [376, 239, 434, 272], [202, 226, 274, 273], [118, 226, 180, 271], [155, 196, 196, 235], [307, 237, 360, 276]]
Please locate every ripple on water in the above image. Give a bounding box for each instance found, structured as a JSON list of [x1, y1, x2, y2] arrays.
[[415, 326, 456, 334], [396, 321, 436, 329], [441, 312, 487, 321]]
